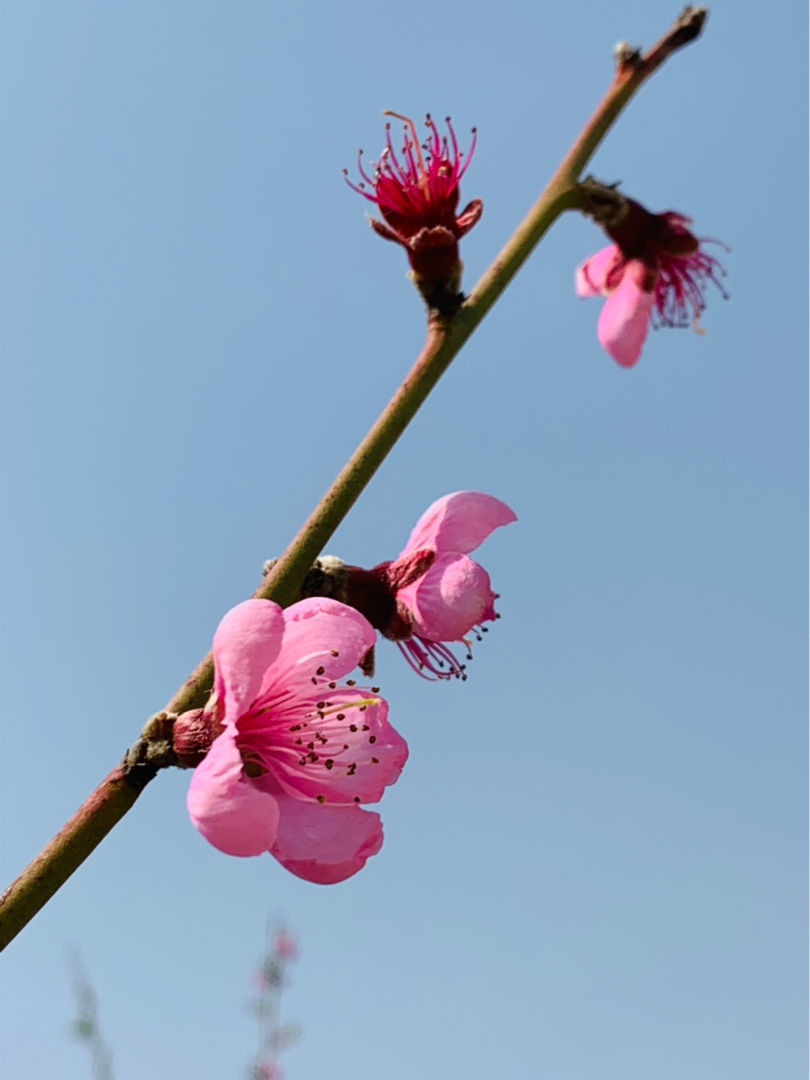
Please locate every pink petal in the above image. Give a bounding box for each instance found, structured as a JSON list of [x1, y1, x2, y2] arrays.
[[187, 730, 280, 856], [262, 689, 409, 806], [270, 794, 384, 884], [259, 598, 377, 700], [401, 552, 494, 641], [400, 492, 517, 558], [597, 264, 655, 367], [213, 600, 285, 722], [576, 245, 621, 296]]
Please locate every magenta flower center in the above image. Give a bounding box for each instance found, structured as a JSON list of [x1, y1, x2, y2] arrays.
[[344, 112, 477, 234], [236, 662, 383, 803]]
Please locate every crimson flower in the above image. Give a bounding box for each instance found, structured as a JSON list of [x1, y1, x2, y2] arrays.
[[345, 112, 483, 311], [187, 597, 408, 884], [576, 198, 728, 367]]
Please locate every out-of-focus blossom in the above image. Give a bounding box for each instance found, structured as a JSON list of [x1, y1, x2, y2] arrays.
[[252, 1064, 283, 1080], [577, 197, 728, 367], [273, 931, 297, 961], [187, 598, 408, 884]]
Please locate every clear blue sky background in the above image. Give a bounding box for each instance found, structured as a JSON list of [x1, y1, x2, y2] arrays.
[[0, 2, 806, 1077]]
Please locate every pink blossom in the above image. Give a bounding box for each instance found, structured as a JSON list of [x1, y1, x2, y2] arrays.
[[345, 492, 517, 680], [187, 597, 408, 884], [273, 931, 297, 961], [344, 112, 482, 308], [253, 1065, 283, 1080], [576, 199, 728, 367]]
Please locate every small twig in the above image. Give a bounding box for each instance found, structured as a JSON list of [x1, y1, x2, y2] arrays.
[[69, 952, 116, 1080]]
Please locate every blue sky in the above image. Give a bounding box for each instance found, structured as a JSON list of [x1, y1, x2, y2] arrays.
[[0, 1, 806, 1078]]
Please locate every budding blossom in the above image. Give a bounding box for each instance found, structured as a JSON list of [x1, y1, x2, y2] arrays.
[[576, 197, 728, 367], [345, 112, 483, 311], [187, 597, 408, 884], [341, 492, 517, 680]]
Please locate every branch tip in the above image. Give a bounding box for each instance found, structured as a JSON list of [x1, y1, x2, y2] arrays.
[[670, 6, 709, 48]]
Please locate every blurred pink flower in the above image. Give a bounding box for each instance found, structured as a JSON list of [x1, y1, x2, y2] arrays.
[[576, 199, 728, 367], [344, 112, 482, 305], [273, 931, 297, 961], [187, 598, 408, 884], [253, 1064, 283, 1080], [346, 492, 517, 679]]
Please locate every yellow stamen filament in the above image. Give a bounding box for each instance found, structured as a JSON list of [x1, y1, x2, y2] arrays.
[[318, 698, 381, 717], [382, 110, 425, 174]]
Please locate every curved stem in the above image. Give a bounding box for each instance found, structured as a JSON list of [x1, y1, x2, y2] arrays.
[[0, 7, 708, 952]]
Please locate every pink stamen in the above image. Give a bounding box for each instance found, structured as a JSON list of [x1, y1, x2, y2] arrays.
[[383, 110, 426, 174]]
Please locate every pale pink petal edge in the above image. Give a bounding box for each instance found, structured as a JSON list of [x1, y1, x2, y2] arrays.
[[400, 492, 517, 558], [597, 270, 655, 367], [213, 600, 285, 722], [270, 794, 384, 884]]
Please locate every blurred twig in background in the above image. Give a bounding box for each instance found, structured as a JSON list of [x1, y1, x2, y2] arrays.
[[69, 951, 115, 1080], [247, 923, 301, 1080]]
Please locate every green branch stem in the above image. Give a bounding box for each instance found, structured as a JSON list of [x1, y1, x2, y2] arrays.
[[0, 7, 707, 953]]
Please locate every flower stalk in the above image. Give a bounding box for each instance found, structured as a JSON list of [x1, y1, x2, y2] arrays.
[[0, 6, 709, 952]]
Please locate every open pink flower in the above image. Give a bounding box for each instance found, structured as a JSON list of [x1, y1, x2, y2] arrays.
[[187, 597, 408, 884], [344, 492, 517, 680], [344, 112, 482, 310], [576, 198, 728, 367]]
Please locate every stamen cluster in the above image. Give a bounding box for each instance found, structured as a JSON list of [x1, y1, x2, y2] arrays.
[[345, 113, 483, 310]]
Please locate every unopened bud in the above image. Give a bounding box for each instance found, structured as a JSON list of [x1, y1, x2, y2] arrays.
[[614, 40, 642, 69], [173, 708, 217, 768]]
